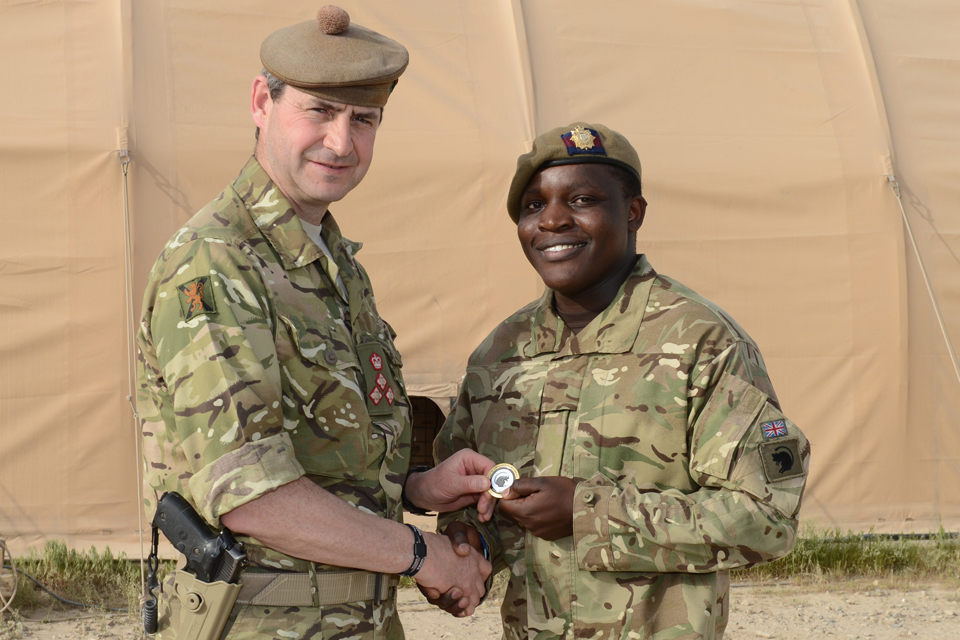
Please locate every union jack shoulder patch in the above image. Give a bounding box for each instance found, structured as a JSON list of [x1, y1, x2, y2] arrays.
[[762, 420, 788, 439]]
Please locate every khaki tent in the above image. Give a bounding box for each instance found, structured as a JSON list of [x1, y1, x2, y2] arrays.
[[1, 0, 958, 555]]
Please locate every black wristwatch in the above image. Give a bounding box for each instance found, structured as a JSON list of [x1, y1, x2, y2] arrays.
[[401, 465, 433, 516]]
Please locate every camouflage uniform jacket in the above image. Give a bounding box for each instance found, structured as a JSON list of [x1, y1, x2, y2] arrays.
[[136, 157, 411, 639], [436, 256, 810, 640]]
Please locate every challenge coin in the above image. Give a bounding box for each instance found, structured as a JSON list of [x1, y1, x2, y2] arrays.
[[487, 463, 520, 499]]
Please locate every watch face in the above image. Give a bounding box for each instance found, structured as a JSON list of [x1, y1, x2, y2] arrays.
[[487, 463, 520, 499]]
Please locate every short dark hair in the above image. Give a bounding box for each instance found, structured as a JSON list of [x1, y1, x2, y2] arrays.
[[606, 164, 643, 201]]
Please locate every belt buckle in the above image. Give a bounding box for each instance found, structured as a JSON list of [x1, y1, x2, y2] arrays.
[[373, 573, 384, 606]]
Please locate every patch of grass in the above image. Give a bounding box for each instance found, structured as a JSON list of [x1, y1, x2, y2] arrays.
[[7, 540, 173, 614], [0, 610, 24, 640], [735, 527, 960, 582], [11, 530, 959, 615]]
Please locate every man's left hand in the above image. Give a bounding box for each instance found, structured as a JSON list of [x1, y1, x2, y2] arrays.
[[497, 476, 577, 541], [405, 450, 496, 517]]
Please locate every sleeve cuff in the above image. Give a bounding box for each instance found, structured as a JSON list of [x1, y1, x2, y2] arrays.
[[187, 432, 305, 524], [437, 512, 506, 574], [572, 476, 615, 571]]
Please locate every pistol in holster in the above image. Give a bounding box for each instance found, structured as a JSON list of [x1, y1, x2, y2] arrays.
[[143, 491, 248, 640]]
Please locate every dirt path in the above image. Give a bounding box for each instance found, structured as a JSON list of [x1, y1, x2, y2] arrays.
[[5, 579, 960, 639], [726, 581, 960, 639]]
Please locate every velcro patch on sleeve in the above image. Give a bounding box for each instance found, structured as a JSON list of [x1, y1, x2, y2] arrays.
[[177, 276, 217, 321], [356, 341, 399, 417], [761, 419, 788, 438], [758, 437, 806, 483]]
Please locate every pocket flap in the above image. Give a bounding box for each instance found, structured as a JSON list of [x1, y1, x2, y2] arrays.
[[690, 371, 766, 480], [541, 358, 587, 412], [278, 314, 357, 370]]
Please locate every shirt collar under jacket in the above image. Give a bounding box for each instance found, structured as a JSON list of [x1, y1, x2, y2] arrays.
[[528, 254, 658, 358], [232, 156, 363, 272]]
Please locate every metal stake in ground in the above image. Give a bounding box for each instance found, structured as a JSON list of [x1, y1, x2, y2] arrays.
[[0, 538, 18, 614]]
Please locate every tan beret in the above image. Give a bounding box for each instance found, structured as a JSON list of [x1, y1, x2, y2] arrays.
[[507, 122, 642, 222], [261, 6, 409, 108]]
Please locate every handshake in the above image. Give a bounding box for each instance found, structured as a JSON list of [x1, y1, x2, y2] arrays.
[[400, 449, 499, 617], [402, 450, 579, 617]]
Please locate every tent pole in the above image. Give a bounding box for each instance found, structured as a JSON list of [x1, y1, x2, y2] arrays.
[[889, 176, 960, 390], [119, 150, 146, 598]]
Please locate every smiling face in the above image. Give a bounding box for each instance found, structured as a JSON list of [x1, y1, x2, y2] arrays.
[[251, 76, 381, 221], [517, 163, 646, 313]]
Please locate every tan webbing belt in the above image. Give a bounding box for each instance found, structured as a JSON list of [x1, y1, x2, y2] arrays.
[[236, 570, 395, 607]]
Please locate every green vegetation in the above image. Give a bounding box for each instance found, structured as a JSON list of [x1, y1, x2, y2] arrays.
[[3, 540, 173, 614], [735, 527, 960, 583], [3, 530, 959, 619], [0, 610, 24, 640]]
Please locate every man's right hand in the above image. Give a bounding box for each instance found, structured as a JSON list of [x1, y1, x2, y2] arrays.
[[403, 449, 497, 519], [413, 529, 490, 616], [418, 522, 487, 616]]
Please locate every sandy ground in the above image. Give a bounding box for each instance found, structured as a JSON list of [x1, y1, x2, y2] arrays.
[[724, 581, 960, 639], [4, 521, 959, 639], [4, 579, 959, 639]]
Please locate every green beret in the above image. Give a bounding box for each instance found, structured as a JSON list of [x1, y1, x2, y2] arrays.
[[507, 122, 642, 222], [261, 6, 409, 108]]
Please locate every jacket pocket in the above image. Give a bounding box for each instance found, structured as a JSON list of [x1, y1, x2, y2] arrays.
[[472, 362, 546, 475], [277, 314, 366, 480]]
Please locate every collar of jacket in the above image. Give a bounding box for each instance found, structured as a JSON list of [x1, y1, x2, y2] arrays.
[[232, 156, 362, 271], [527, 254, 658, 358]]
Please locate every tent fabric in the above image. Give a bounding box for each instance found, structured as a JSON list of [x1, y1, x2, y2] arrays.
[[1, 0, 958, 555]]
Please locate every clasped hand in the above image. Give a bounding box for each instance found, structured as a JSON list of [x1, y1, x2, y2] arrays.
[[414, 530, 491, 616], [422, 476, 579, 616]]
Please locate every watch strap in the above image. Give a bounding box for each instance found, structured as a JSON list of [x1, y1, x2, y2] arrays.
[[399, 524, 428, 577]]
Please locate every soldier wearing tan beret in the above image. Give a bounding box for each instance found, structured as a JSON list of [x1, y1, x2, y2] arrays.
[[137, 7, 494, 639], [432, 123, 810, 639]]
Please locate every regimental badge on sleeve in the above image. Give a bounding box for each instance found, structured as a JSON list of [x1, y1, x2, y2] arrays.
[[758, 437, 806, 482], [177, 276, 217, 321]]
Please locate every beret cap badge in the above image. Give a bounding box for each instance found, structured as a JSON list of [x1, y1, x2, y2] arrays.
[[561, 126, 606, 156], [568, 125, 597, 151]]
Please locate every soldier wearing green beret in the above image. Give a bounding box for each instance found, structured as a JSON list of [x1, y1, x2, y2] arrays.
[[430, 123, 811, 639], [136, 7, 494, 639]]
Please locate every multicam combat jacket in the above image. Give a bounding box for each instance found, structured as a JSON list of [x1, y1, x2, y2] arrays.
[[136, 157, 411, 639], [436, 256, 810, 640]]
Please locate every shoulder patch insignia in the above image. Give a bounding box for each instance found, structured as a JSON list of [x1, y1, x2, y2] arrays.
[[357, 341, 400, 417], [562, 126, 606, 156], [762, 420, 788, 438], [177, 276, 217, 321], [759, 437, 805, 482]]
